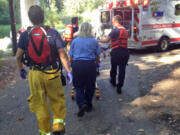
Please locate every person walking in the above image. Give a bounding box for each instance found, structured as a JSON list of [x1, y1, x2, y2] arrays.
[[63, 17, 79, 53], [99, 15, 129, 94], [69, 22, 101, 117], [16, 5, 72, 135], [62, 17, 79, 99]]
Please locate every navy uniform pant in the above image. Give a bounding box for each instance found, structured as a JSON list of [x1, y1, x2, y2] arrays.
[[72, 60, 96, 109], [110, 47, 129, 88]]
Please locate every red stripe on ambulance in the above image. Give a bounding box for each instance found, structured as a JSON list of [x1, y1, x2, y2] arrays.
[[143, 23, 180, 29], [142, 38, 180, 46]]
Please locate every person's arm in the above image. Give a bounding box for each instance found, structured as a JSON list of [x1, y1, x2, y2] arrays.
[[99, 45, 106, 58], [73, 31, 79, 38], [98, 36, 111, 43], [58, 48, 71, 73], [96, 55, 100, 64], [16, 47, 24, 70], [69, 56, 73, 63]]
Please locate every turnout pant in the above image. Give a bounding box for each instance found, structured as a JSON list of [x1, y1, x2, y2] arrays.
[[110, 47, 129, 88], [28, 70, 66, 134], [72, 60, 96, 108]]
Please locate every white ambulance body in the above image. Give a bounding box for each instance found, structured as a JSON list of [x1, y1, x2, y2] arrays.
[[98, 0, 180, 51]]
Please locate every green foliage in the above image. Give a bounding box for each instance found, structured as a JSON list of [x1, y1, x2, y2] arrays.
[[14, 0, 20, 24], [61, 0, 105, 22], [0, 0, 10, 25], [0, 0, 20, 25], [0, 25, 11, 38], [55, 0, 64, 13], [45, 10, 59, 26], [41, 0, 105, 28], [0, 24, 21, 38], [0, 50, 4, 67], [0, 14, 10, 24], [41, 0, 62, 27]]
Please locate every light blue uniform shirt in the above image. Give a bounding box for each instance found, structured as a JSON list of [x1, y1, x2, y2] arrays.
[[69, 37, 101, 60]]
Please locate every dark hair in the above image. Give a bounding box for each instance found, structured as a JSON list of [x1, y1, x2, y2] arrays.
[[71, 17, 78, 24], [113, 15, 122, 24], [28, 5, 44, 25]]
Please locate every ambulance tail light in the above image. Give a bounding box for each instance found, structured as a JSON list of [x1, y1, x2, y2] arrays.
[[134, 26, 137, 33]]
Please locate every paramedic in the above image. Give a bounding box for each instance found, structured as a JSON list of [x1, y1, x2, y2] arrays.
[[69, 22, 101, 117], [16, 5, 72, 135], [98, 15, 129, 94]]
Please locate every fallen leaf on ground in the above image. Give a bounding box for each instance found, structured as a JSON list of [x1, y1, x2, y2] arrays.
[[137, 129, 145, 132], [18, 117, 24, 121], [118, 98, 123, 102]]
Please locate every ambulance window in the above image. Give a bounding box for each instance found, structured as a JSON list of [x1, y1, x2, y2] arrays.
[[124, 11, 131, 20], [101, 11, 110, 23], [175, 4, 180, 16]]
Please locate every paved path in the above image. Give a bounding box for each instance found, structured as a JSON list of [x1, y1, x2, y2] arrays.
[[0, 51, 171, 135]]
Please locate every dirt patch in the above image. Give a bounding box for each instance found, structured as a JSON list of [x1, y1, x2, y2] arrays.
[[152, 113, 180, 135], [0, 56, 20, 90], [130, 48, 180, 133]]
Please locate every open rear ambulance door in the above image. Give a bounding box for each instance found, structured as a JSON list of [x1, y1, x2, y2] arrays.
[[113, 7, 132, 38]]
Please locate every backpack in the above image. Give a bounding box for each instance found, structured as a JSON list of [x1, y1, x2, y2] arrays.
[[28, 26, 55, 64], [64, 24, 73, 42], [22, 26, 62, 74]]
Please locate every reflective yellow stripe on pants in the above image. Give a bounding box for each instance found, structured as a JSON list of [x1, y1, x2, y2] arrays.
[[27, 70, 66, 133], [39, 130, 51, 135]]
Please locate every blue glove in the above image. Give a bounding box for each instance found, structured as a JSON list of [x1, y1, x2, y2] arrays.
[[20, 69, 27, 79], [67, 72, 73, 85]]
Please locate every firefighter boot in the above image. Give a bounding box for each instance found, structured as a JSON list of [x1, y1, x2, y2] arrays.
[[71, 87, 75, 100], [53, 131, 65, 135], [53, 123, 65, 135], [95, 88, 100, 100]]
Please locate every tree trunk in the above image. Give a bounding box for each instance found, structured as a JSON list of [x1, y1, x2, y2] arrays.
[[8, 0, 17, 56]]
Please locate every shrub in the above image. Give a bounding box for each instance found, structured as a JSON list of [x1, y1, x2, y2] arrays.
[[0, 24, 21, 38]]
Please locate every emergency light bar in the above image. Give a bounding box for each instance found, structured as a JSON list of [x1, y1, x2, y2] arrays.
[[104, 0, 150, 9]]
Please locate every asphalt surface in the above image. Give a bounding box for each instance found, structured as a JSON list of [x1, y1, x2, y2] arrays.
[[1, 47, 179, 135]]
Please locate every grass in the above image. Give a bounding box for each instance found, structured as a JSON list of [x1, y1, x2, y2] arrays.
[[0, 50, 4, 69], [0, 24, 21, 38], [0, 23, 66, 38]]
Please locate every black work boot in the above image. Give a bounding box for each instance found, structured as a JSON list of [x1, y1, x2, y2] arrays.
[[86, 104, 93, 112], [77, 105, 88, 117], [110, 78, 116, 87], [117, 86, 122, 94], [53, 131, 65, 135]]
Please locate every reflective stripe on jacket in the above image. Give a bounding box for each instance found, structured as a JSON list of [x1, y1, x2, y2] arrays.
[[111, 25, 128, 50]]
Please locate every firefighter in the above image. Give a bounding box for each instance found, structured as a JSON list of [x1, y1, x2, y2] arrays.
[[16, 5, 72, 135], [98, 15, 129, 94], [63, 17, 79, 54], [63, 17, 79, 99]]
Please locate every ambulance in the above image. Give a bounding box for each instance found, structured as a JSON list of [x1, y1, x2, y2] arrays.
[[98, 0, 180, 51]]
